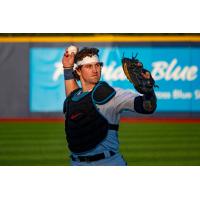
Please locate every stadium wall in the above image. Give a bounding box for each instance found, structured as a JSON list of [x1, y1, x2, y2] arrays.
[[0, 35, 200, 118]]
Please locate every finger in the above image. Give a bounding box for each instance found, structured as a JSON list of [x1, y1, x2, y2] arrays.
[[71, 52, 76, 58], [141, 72, 150, 79], [145, 72, 150, 78], [141, 72, 146, 76], [68, 52, 75, 59], [136, 62, 142, 67], [64, 51, 70, 57]]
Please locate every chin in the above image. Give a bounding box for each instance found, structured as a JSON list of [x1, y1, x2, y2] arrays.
[[91, 80, 99, 85], [90, 77, 100, 84]]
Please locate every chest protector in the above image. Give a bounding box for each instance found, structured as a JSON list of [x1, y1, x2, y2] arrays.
[[63, 81, 118, 153]]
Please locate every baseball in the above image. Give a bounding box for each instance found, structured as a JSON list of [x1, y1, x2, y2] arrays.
[[67, 45, 78, 55]]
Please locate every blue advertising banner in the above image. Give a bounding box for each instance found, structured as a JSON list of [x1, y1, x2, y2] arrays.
[[30, 48, 65, 112], [30, 46, 200, 112]]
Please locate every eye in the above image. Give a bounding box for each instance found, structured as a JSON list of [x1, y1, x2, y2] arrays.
[[95, 63, 101, 68], [85, 64, 92, 69]]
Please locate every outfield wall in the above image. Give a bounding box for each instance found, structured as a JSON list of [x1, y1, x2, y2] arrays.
[[0, 35, 200, 118]]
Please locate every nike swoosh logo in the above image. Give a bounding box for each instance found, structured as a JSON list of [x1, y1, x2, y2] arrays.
[[70, 113, 82, 120]]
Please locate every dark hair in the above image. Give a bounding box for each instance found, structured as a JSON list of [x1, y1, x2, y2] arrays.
[[74, 47, 99, 63], [73, 47, 100, 80]]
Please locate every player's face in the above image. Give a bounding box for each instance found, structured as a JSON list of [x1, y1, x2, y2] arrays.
[[78, 62, 102, 84]]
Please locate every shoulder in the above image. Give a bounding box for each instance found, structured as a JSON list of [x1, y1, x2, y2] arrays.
[[114, 87, 139, 98], [92, 81, 116, 105], [67, 88, 82, 99]]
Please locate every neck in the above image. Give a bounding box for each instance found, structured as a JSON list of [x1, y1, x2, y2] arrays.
[[81, 82, 96, 92]]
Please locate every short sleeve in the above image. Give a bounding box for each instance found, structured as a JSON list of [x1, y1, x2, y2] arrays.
[[95, 87, 140, 124], [113, 87, 140, 114]]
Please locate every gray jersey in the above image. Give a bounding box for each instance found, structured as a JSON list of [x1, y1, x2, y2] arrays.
[[96, 87, 139, 124]]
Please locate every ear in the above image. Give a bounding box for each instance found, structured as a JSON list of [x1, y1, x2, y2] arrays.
[[76, 68, 81, 76]]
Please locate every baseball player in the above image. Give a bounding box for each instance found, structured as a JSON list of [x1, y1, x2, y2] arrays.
[[62, 46, 157, 166]]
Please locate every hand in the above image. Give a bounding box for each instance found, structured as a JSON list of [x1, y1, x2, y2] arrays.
[[62, 48, 75, 68], [141, 71, 151, 79]]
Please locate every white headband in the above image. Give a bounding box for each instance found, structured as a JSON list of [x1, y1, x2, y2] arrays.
[[73, 55, 99, 70]]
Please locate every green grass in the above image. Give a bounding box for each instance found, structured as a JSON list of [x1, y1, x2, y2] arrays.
[[119, 123, 200, 165], [0, 122, 200, 166], [0, 123, 68, 166]]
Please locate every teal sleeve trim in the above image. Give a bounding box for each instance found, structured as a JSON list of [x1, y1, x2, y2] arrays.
[[92, 81, 116, 105]]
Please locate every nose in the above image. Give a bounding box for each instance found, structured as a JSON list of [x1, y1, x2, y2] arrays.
[[92, 65, 98, 73]]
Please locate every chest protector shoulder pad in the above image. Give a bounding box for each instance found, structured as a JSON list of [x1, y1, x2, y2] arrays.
[[92, 81, 116, 104], [64, 81, 116, 153]]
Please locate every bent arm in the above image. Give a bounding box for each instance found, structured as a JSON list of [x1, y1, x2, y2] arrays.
[[113, 88, 157, 115], [62, 48, 79, 97], [63, 68, 79, 96]]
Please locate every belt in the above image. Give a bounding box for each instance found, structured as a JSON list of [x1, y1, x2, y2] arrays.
[[70, 151, 116, 162], [108, 124, 119, 131]]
